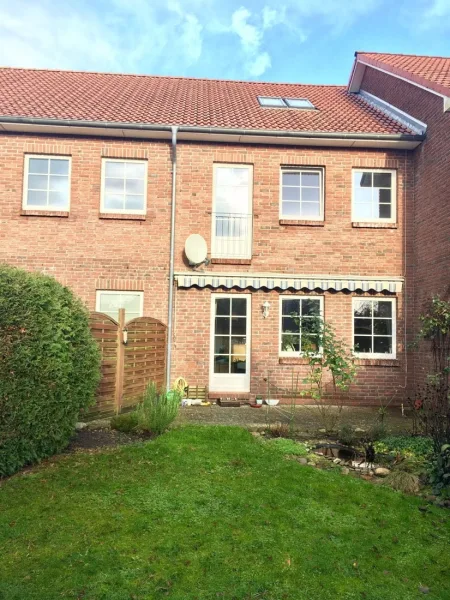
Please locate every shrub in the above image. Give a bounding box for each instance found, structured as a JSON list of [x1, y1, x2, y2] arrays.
[[339, 424, 358, 446], [299, 319, 357, 433], [374, 435, 433, 458], [265, 421, 291, 438], [411, 295, 450, 450], [110, 411, 139, 433], [136, 383, 181, 435], [0, 265, 100, 476], [381, 471, 420, 494], [430, 444, 450, 496]]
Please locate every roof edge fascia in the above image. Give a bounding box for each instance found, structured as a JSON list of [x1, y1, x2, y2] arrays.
[[0, 116, 424, 149], [349, 56, 450, 113]]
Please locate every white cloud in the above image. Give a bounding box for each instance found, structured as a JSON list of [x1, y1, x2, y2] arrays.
[[247, 51, 271, 77], [227, 6, 283, 77], [262, 6, 286, 29], [0, 3, 120, 71], [0, 0, 205, 73], [231, 7, 262, 52], [424, 0, 450, 19], [168, 1, 203, 63], [409, 0, 450, 30], [0, 0, 386, 79]]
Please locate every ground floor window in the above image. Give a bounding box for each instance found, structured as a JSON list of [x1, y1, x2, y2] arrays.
[[280, 296, 323, 355], [96, 291, 143, 322], [353, 298, 396, 358]]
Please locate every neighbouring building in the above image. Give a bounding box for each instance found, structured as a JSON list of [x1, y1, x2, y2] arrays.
[[0, 52, 448, 405]]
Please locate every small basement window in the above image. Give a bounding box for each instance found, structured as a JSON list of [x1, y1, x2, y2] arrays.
[[96, 291, 143, 322], [258, 96, 316, 109]]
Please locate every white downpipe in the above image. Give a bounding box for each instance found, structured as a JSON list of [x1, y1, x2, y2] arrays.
[[166, 126, 178, 389]]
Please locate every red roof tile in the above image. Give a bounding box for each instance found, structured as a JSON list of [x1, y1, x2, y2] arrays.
[[357, 52, 450, 97], [0, 67, 416, 136]]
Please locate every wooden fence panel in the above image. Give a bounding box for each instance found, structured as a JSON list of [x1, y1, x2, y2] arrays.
[[122, 317, 167, 410], [88, 312, 119, 417], [88, 311, 167, 417]]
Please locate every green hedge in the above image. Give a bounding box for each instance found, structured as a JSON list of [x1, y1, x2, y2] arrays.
[[0, 265, 100, 476]]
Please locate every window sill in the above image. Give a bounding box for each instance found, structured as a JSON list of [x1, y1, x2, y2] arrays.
[[99, 213, 146, 221], [352, 222, 397, 229], [279, 219, 324, 227], [21, 209, 69, 218], [353, 358, 399, 367], [211, 258, 252, 265], [279, 356, 311, 365]]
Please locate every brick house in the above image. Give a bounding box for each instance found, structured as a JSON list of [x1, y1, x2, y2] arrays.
[[0, 52, 448, 405], [348, 53, 450, 391]]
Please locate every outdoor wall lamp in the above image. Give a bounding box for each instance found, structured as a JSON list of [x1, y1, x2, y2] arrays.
[[262, 301, 271, 319], [122, 328, 128, 345]]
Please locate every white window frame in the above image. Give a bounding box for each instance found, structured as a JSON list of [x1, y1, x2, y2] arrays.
[[352, 297, 397, 359], [279, 296, 324, 357], [257, 96, 316, 109], [95, 290, 144, 323], [258, 96, 286, 107], [209, 293, 252, 393], [351, 168, 397, 223], [211, 163, 253, 259], [100, 158, 148, 215], [279, 167, 324, 221], [23, 154, 72, 211], [284, 98, 315, 109]]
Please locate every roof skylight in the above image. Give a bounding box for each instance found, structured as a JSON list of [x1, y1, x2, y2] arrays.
[[258, 97, 286, 107], [258, 96, 316, 109], [285, 98, 315, 109]]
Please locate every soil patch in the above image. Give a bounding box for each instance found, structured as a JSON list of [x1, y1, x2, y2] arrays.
[[176, 404, 410, 435], [66, 428, 147, 452]]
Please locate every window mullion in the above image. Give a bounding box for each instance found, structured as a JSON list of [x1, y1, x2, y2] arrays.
[[46, 167, 51, 207]]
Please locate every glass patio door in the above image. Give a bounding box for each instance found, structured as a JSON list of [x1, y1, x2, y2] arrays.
[[209, 294, 251, 393]]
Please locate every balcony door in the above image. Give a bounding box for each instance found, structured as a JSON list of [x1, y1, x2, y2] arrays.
[[212, 164, 253, 259], [210, 294, 251, 393]]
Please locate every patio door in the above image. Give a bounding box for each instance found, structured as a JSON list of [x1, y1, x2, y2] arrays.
[[210, 294, 251, 393]]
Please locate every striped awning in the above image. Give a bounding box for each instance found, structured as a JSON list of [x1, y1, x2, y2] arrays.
[[175, 273, 403, 293]]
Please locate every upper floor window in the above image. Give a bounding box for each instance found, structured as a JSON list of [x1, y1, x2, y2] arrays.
[[101, 159, 147, 215], [352, 169, 396, 222], [212, 164, 253, 259], [353, 298, 396, 358], [280, 168, 323, 220], [96, 290, 143, 322], [23, 155, 71, 211], [280, 296, 323, 355]]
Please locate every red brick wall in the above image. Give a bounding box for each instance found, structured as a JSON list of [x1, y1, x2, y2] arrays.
[[171, 142, 414, 404], [0, 133, 172, 323], [172, 287, 407, 405], [174, 143, 412, 276], [0, 133, 414, 404], [360, 66, 450, 385]]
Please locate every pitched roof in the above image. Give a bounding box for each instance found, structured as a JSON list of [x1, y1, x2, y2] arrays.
[[0, 67, 416, 136], [356, 52, 450, 97]]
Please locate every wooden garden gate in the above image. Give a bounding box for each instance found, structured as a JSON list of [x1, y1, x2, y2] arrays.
[[88, 309, 167, 417]]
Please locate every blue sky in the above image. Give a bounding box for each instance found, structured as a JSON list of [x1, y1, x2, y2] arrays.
[[0, 0, 449, 84]]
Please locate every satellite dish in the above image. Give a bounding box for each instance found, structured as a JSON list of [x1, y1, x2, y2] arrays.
[[185, 234, 208, 265]]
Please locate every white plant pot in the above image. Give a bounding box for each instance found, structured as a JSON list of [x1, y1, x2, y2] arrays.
[[255, 399, 263, 405], [266, 399, 279, 406]]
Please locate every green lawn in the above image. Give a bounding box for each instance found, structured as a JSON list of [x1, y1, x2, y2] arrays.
[[1, 426, 449, 600]]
